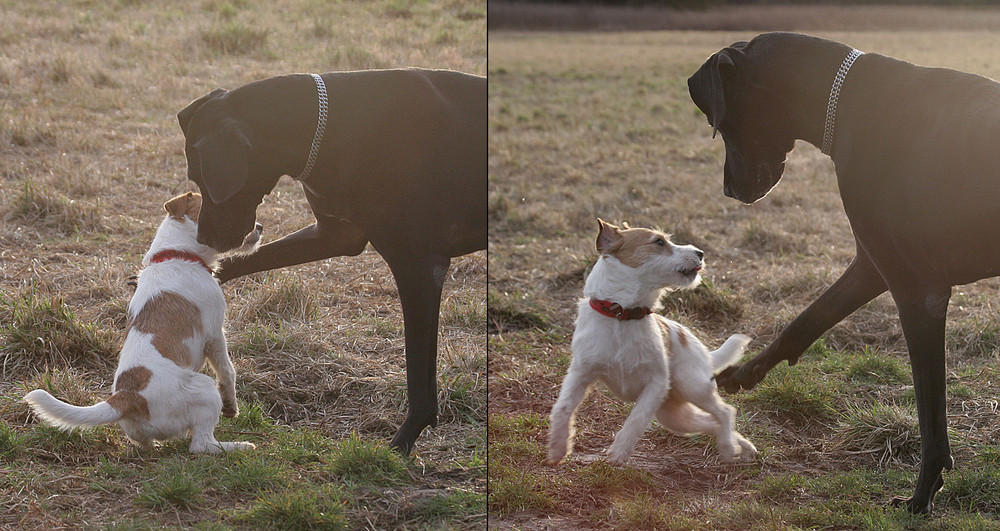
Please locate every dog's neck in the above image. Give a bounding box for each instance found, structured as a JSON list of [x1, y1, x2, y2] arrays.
[[143, 217, 220, 271], [583, 256, 664, 311], [757, 35, 862, 154]]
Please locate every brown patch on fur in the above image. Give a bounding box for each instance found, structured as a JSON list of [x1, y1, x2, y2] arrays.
[[108, 366, 152, 420], [163, 192, 202, 222], [656, 317, 674, 357], [676, 326, 689, 348], [612, 227, 673, 268], [127, 291, 203, 367]]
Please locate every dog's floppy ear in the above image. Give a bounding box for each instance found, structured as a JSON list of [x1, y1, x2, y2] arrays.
[[688, 42, 748, 138], [193, 129, 251, 204], [164, 192, 201, 221], [177, 88, 228, 136], [596, 218, 624, 255]]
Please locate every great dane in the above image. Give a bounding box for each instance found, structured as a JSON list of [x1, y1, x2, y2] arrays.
[[177, 69, 486, 455], [689, 32, 1000, 514]]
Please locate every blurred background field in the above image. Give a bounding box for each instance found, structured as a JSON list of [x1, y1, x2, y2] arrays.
[[488, 5, 1000, 530], [0, 0, 485, 529]]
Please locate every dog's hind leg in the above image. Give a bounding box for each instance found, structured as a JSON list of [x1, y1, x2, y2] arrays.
[[890, 289, 953, 515], [185, 373, 254, 453], [607, 382, 669, 465], [547, 368, 594, 465], [379, 250, 451, 455]]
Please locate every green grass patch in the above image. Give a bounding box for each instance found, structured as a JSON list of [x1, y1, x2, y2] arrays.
[[236, 485, 351, 530], [605, 492, 700, 531], [741, 363, 839, 423], [137, 471, 204, 510], [487, 289, 550, 334], [199, 21, 269, 56], [0, 421, 19, 461], [9, 179, 103, 233], [274, 426, 339, 466], [326, 433, 410, 486], [659, 276, 744, 323], [407, 489, 485, 525], [844, 348, 910, 386], [220, 399, 276, 433], [487, 413, 555, 516], [23, 423, 120, 454], [487, 467, 555, 518], [939, 468, 1000, 514], [576, 460, 656, 495], [1, 288, 115, 374], [835, 402, 921, 467]]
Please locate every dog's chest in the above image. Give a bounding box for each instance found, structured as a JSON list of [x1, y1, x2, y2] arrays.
[[573, 317, 668, 402]]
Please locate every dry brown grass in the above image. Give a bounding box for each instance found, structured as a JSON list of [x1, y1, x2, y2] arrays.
[[0, 0, 485, 528], [489, 12, 1000, 529]]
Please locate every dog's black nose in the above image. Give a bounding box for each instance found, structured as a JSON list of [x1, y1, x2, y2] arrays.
[[695, 249, 704, 259]]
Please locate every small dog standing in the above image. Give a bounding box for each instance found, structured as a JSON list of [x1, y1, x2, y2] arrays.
[[548, 219, 757, 466], [24, 192, 260, 454]]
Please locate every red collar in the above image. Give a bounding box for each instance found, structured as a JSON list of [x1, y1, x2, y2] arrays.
[[589, 298, 652, 320], [150, 250, 214, 274]]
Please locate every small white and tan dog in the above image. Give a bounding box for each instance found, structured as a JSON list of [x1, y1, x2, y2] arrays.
[[25, 192, 261, 454], [548, 219, 757, 466]]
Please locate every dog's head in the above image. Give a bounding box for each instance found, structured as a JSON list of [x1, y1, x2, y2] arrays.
[[177, 88, 275, 253], [688, 36, 798, 204], [595, 218, 703, 291], [163, 192, 262, 255]]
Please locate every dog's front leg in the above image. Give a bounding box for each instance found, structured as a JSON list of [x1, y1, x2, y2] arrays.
[[205, 336, 239, 418], [547, 367, 594, 465], [890, 290, 953, 515], [716, 245, 887, 393], [216, 219, 368, 283], [607, 382, 669, 465]]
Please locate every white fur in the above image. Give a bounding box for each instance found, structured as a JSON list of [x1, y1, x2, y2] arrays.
[[24, 196, 259, 454], [548, 222, 758, 465]]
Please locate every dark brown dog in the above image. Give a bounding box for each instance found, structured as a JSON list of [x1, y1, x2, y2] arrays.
[[177, 69, 485, 454], [689, 32, 1000, 514]]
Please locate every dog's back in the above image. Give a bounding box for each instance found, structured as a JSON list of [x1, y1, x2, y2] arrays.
[[24, 193, 253, 453]]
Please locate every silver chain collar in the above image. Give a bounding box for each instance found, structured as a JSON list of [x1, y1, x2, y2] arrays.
[[821, 48, 863, 156], [296, 73, 328, 181]]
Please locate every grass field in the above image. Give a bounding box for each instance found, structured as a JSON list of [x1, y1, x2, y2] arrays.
[[488, 15, 1000, 531], [0, 0, 485, 529]]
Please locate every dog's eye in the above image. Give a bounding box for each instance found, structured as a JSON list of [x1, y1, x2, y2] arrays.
[[653, 238, 665, 246]]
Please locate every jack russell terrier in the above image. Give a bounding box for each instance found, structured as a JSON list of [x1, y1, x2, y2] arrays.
[[25, 192, 261, 454], [548, 219, 757, 465]]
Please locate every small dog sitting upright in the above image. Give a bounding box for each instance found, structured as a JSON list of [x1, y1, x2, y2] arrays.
[[548, 219, 757, 465], [24, 192, 261, 454]]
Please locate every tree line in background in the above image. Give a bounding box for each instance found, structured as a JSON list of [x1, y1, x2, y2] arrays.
[[499, 0, 995, 7]]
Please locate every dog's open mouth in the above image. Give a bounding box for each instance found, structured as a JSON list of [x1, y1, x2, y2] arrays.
[[679, 264, 703, 278]]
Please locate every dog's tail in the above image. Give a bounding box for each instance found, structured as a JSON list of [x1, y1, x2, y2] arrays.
[[709, 334, 751, 372], [23, 390, 122, 431]]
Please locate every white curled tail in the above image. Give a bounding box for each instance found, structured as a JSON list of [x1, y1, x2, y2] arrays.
[[709, 334, 751, 372], [23, 389, 122, 431]]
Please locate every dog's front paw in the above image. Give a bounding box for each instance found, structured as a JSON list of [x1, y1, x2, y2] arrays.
[[605, 448, 631, 466], [222, 402, 239, 418], [737, 438, 758, 462], [547, 441, 569, 465], [890, 496, 932, 515]]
